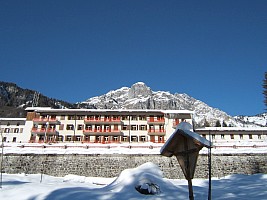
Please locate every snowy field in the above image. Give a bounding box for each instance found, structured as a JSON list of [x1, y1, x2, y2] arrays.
[[0, 162, 267, 200], [1, 142, 267, 199]]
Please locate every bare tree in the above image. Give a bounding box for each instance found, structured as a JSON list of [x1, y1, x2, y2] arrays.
[[263, 72, 267, 110]]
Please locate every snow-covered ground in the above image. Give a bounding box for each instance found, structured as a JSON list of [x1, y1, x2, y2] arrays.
[[1, 142, 266, 199], [0, 162, 266, 200]]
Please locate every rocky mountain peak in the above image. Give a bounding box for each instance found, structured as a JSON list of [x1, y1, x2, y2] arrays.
[[128, 82, 152, 98]]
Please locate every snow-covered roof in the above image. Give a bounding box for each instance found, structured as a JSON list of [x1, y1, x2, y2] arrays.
[[0, 118, 26, 121], [25, 107, 193, 114], [25, 107, 53, 111], [160, 122, 211, 157], [196, 127, 267, 131], [161, 110, 194, 114]]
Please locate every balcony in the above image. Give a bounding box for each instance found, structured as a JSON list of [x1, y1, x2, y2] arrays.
[[147, 118, 165, 124], [83, 128, 123, 136], [84, 117, 122, 124], [31, 127, 58, 135], [148, 129, 166, 136], [33, 118, 60, 124], [172, 119, 180, 128]]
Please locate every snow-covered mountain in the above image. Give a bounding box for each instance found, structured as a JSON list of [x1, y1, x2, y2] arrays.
[[80, 82, 263, 127], [234, 113, 267, 127]]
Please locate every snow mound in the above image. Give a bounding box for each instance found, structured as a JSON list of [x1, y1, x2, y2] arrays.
[[43, 162, 184, 200]]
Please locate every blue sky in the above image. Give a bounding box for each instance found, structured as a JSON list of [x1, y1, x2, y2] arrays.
[[0, 0, 266, 116]]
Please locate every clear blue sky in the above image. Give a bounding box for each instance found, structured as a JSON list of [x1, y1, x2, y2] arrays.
[[0, 0, 266, 116]]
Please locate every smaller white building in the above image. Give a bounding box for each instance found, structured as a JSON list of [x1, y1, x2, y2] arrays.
[[195, 127, 267, 144], [0, 118, 26, 143]]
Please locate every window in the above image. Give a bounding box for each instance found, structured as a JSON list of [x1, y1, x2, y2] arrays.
[[230, 134, 234, 139], [157, 116, 164, 121], [249, 134, 253, 139], [68, 115, 75, 120], [66, 124, 74, 130], [122, 136, 128, 142], [131, 136, 138, 142], [112, 115, 119, 120], [77, 124, 84, 130], [59, 124, 64, 130], [221, 134, 225, 139], [66, 136, 72, 141], [14, 128, 19, 133], [87, 115, 94, 120], [122, 125, 128, 130], [139, 116, 146, 120], [139, 125, 147, 131], [159, 136, 164, 142], [258, 135, 261, 139], [85, 125, 92, 130], [212, 134, 215, 139], [104, 116, 110, 121], [114, 124, 118, 131], [58, 136, 63, 142], [239, 134, 243, 139], [140, 136, 146, 142], [113, 136, 118, 142], [84, 136, 89, 141], [96, 125, 101, 131], [131, 116, 138, 120], [149, 125, 154, 131], [76, 115, 84, 120], [95, 136, 100, 142], [104, 125, 110, 131], [3, 137, 7, 142], [121, 116, 128, 120], [12, 137, 16, 142], [60, 115, 65, 120], [131, 125, 137, 130], [4, 128, 10, 133]]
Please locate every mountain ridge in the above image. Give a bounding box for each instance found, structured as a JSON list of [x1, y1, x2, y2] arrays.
[[80, 82, 264, 127], [0, 81, 265, 127]]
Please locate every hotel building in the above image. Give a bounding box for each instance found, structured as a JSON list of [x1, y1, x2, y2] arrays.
[[23, 107, 194, 144]]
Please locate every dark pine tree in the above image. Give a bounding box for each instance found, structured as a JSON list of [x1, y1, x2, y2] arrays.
[[215, 120, 221, 127]]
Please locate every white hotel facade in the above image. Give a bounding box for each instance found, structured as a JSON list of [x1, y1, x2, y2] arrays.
[[0, 107, 267, 145], [1, 107, 193, 144]]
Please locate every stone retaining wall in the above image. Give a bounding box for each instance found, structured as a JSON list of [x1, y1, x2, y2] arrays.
[[1, 153, 267, 179]]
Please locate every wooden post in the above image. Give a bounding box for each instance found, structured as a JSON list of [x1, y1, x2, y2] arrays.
[[188, 179, 194, 200]]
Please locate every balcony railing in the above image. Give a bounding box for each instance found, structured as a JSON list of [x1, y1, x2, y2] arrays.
[[31, 127, 58, 134], [172, 120, 180, 127], [33, 118, 59, 124], [83, 128, 122, 136], [147, 118, 165, 124], [148, 129, 166, 136], [84, 118, 122, 124], [148, 129, 165, 132]]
